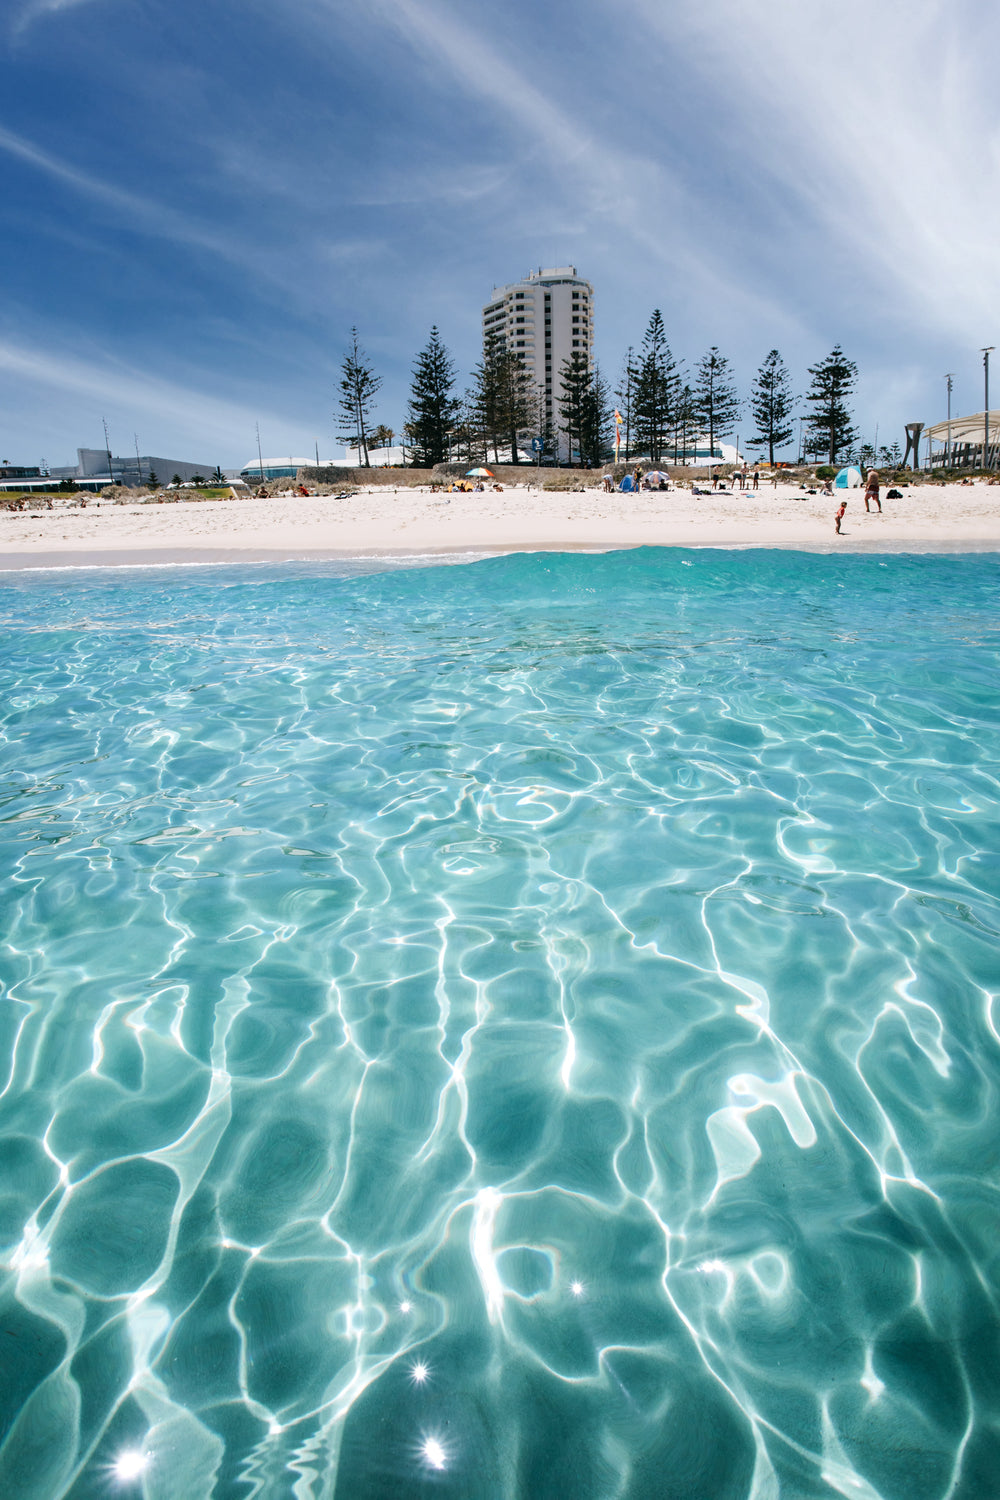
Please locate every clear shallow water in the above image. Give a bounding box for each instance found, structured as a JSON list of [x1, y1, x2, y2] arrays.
[[1, 546, 999, 1500]]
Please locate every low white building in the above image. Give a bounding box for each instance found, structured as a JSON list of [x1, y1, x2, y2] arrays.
[[340, 444, 406, 467], [240, 456, 339, 481]]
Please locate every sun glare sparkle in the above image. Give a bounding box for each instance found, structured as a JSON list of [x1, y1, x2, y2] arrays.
[[113, 1449, 150, 1483], [570, 1280, 585, 1298], [421, 1435, 448, 1470], [399, 1299, 412, 1314], [409, 1358, 431, 1385]]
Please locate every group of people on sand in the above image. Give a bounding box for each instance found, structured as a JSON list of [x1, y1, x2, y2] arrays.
[[601, 468, 673, 492], [711, 466, 764, 491]]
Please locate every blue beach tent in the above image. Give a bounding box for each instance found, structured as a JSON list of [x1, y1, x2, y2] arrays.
[[618, 475, 635, 491], [834, 466, 862, 488]]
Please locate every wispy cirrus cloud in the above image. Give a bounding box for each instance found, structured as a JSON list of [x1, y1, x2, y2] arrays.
[[0, 124, 245, 261], [295, 0, 811, 338], [626, 0, 1000, 342], [0, 339, 317, 457], [0, 122, 362, 316], [11, 0, 105, 40]]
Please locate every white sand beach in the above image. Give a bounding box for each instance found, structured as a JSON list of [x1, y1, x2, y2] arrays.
[[2, 480, 1000, 568]]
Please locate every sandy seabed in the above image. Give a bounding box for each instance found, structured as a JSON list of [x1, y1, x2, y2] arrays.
[[2, 480, 999, 570]]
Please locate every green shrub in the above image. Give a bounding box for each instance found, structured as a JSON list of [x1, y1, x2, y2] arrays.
[[815, 465, 837, 480]]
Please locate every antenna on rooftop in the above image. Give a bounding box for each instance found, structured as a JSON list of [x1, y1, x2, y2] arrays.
[[134, 433, 142, 486], [256, 422, 264, 482]]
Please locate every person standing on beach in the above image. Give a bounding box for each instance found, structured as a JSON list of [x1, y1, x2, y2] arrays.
[[835, 500, 847, 534], [864, 470, 881, 513], [752, 467, 760, 490]]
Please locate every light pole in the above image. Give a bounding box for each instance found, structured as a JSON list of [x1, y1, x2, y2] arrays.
[[945, 374, 954, 470], [102, 417, 115, 485], [983, 348, 994, 472]]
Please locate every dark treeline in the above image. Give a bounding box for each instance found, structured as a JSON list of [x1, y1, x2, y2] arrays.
[[336, 317, 874, 469]]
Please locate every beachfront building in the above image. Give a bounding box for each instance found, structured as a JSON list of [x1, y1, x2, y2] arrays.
[[240, 456, 340, 482], [923, 410, 1000, 470], [482, 266, 594, 461], [0, 448, 219, 492], [46, 447, 217, 488], [339, 443, 405, 467]]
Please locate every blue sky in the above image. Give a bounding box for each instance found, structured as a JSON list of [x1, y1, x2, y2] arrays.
[[3, 0, 998, 469]]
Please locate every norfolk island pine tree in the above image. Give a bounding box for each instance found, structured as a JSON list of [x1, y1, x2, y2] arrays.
[[748, 350, 796, 464], [804, 345, 859, 464], [693, 347, 740, 464], [337, 327, 382, 468], [407, 327, 460, 467], [633, 311, 680, 465], [558, 351, 591, 466]]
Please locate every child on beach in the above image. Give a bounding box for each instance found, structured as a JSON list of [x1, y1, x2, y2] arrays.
[[835, 500, 847, 534]]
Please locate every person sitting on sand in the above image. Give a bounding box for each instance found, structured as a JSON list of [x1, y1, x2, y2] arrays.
[[821, 477, 834, 495], [864, 469, 881, 513], [835, 499, 847, 534]]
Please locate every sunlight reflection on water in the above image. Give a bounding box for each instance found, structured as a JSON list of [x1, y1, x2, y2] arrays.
[[0, 549, 999, 1499]]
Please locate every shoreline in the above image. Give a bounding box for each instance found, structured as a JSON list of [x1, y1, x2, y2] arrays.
[[1, 480, 999, 571], [4, 537, 1000, 573]]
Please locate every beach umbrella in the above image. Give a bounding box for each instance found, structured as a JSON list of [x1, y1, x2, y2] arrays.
[[465, 467, 494, 478], [644, 470, 670, 483]]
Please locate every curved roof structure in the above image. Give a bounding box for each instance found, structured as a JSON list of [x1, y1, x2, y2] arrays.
[[924, 410, 1000, 442]]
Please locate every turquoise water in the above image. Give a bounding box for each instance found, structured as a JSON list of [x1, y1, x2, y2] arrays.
[[1, 547, 999, 1500]]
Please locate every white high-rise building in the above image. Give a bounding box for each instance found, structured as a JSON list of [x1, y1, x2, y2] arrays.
[[482, 266, 594, 460]]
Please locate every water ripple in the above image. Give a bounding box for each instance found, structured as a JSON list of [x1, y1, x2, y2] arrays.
[[0, 549, 998, 1498]]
